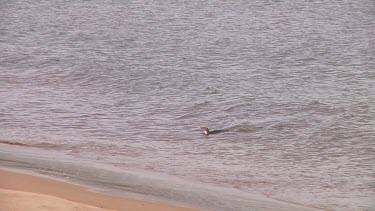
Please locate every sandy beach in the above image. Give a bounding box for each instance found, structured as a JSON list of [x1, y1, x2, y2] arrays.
[[0, 169, 199, 211]]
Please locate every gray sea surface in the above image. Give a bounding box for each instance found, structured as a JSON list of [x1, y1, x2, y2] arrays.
[[1, 0, 374, 210]]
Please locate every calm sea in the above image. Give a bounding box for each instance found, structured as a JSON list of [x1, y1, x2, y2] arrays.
[[1, 0, 374, 210]]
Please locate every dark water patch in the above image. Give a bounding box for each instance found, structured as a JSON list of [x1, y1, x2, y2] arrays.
[[227, 123, 264, 133]]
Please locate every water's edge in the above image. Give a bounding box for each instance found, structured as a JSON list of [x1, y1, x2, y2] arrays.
[[0, 144, 326, 211]]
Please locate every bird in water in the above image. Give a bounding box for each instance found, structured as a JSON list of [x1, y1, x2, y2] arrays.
[[201, 127, 229, 136]]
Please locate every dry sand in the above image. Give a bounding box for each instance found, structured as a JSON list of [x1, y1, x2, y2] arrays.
[[0, 169, 199, 211], [0, 189, 113, 211]]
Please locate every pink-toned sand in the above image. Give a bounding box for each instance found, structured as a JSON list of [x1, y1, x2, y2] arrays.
[[0, 169, 199, 211]]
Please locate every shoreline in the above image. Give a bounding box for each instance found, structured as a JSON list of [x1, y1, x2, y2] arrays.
[[0, 144, 330, 211], [0, 168, 199, 211]]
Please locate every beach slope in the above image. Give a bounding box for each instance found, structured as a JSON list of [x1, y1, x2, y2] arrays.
[[0, 169, 198, 211]]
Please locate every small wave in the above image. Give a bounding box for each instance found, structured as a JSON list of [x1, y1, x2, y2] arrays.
[[175, 112, 201, 120], [0, 140, 28, 147], [32, 142, 63, 150], [203, 86, 220, 94], [0, 140, 63, 150], [224, 103, 252, 113]]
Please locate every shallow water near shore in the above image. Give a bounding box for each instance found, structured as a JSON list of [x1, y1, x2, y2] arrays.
[[0, 144, 326, 211], [1, 0, 374, 210]]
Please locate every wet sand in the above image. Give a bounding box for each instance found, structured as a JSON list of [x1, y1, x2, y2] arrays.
[[0, 169, 199, 211]]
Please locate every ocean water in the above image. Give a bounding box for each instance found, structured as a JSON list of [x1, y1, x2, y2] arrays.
[[0, 0, 374, 210]]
